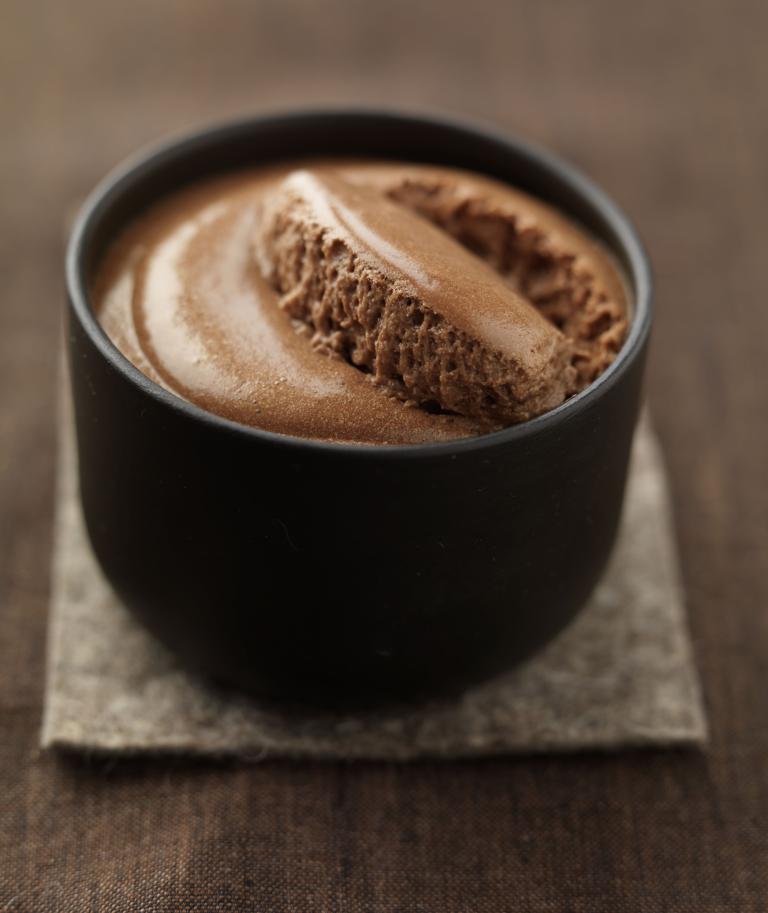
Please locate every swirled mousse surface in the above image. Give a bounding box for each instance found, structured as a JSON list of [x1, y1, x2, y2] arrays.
[[93, 161, 628, 445]]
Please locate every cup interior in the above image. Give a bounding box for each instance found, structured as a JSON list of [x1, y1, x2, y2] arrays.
[[67, 110, 652, 452]]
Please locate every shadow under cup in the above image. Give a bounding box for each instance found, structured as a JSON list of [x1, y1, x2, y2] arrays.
[[66, 112, 652, 708]]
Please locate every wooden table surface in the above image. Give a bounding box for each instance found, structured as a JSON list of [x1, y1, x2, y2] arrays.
[[2, 1, 766, 910]]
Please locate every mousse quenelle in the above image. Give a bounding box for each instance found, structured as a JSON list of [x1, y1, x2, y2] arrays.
[[94, 161, 628, 444]]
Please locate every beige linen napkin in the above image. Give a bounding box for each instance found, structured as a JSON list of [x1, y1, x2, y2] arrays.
[[42, 414, 706, 759]]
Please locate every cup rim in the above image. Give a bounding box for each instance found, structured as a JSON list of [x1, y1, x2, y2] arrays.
[[66, 108, 653, 459]]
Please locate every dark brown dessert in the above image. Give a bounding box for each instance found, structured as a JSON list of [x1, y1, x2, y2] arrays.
[[257, 169, 574, 426], [94, 161, 628, 445]]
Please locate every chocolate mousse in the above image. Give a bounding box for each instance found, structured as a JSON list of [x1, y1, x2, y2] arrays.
[[93, 160, 628, 445]]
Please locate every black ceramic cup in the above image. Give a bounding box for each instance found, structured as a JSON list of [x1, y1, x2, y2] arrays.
[[66, 111, 652, 708]]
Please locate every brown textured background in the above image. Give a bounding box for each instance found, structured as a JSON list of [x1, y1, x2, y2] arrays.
[[1, 0, 766, 910]]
